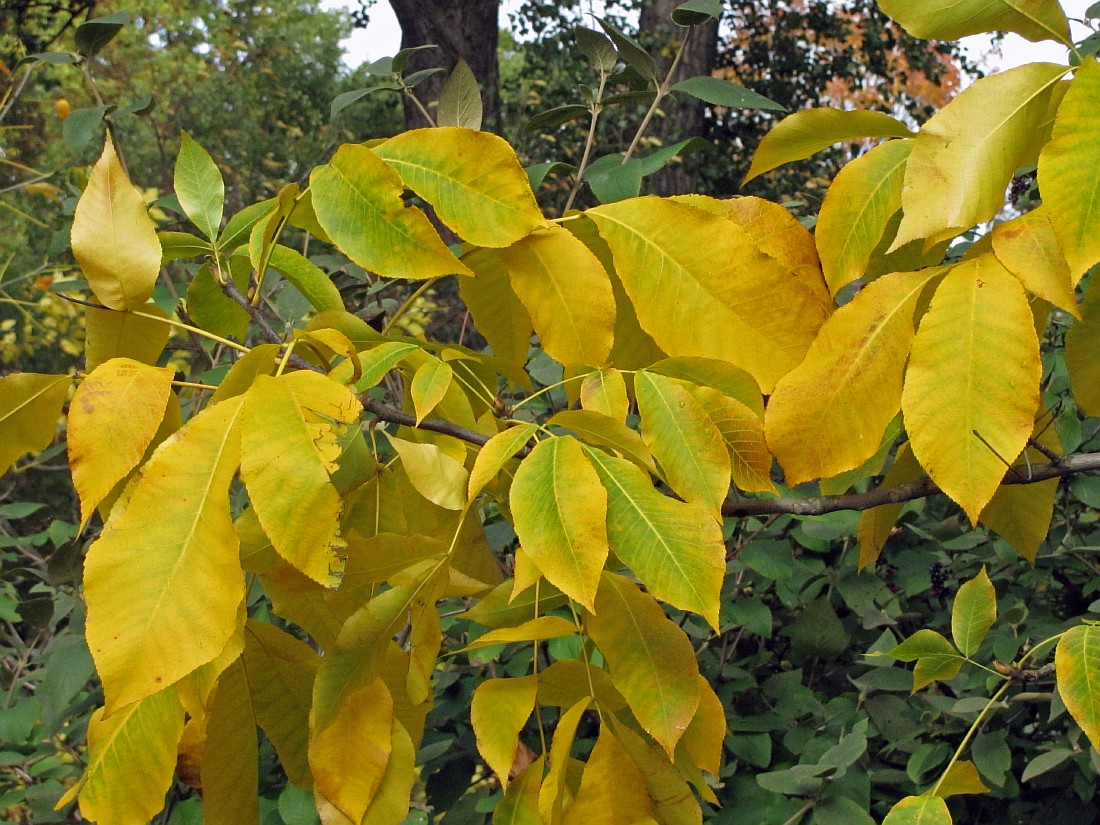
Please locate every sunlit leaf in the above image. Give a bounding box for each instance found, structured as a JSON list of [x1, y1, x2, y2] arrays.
[[563, 728, 655, 824], [932, 760, 990, 797], [881, 795, 952, 825], [548, 409, 656, 474], [580, 367, 629, 422], [992, 206, 1079, 314], [460, 247, 534, 370], [902, 255, 1041, 523], [587, 572, 701, 757], [84, 305, 171, 371], [175, 131, 224, 241], [878, 0, 1071, 44], [1055, 624, 1100, 751], [471, 676, 537, 791], [410, 359, 453, 425], [374, 127, 546, 247], [538, 697, 589, 823], [388, 436, 468, 510], [685, 382, 775, 494], [0, 372, 71, 475], [72, 136, 161, 311], [360, 720, 417, 825]]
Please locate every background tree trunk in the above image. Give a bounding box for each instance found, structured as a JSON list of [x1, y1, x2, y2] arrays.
[[388, 0, 501, 133], [638, 0, 719, 195]]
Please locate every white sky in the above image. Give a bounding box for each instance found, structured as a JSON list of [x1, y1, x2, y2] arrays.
[[325, 0, 1096, 72]]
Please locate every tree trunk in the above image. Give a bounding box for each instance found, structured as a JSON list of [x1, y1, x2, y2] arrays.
[[388, 0, 501, 134], [638, 0, 719, 195]]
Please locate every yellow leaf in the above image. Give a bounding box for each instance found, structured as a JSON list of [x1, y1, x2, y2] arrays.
[[635, 371, 729, 515], [539, 697, 590, 824], [57, 688, 185, 825], [360, 720, 417, 825], [176, 600, 246, 721], [902, 255, 1041, 523], [893, 63, 1068, 250], [583, 448, 724, 631], [686, 383, 774, 494], [563, 728, 655, 825], [587, 198, 796, 392], [548, 409, 656, 474], [374, 127, 546, 247], [587, 572, 701, 757], [406, 601, 440, 703], [411, 359, 453, 424], [879, 0, 1071, 44], [388, 436, 469, 510], [857, 443, 924, 570], [201, 657, 260, 825], [605, 716, 702, 825], [581, 367, 629, 423], [1039, 57, 1100, 282], [460, 247, 534, 370], [309, 677, 394, 823], [0, 372, 70, 475], [495, 755, 545, 825], [260, 565, 341, 648], [84, 396, 246, 713], [745, 108, 914, 183], [931, 759, 990, 797], [471, 676, 538, 791], [816, 139, 912, 295], [469, 423, 539, 500], [992, 207, 1078, 315], [309, 143, 471, 279], [881, 795, 952, 825], [1066, 276, 1100, 416], [766, 267, 944, 486], [71, 136, 161, 310], [648, 356, 763, 418], [209, 344, 281, 405], [68, 359, 174, 526], [241, 374, 356, 586], [1055, 625, 1100, 752], [498, 226, 615, 367], [458, 616, 578, 652], [242, 620, 317, 787], [511, 545, 543, 599], [84, 304, 171, 371], [680, 675, 726, 776], [509, 437, 609, 611]]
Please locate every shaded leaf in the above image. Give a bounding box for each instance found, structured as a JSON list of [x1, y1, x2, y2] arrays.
[[951, 567, 997, 657], [438, 59, 483, 130], [669, 75, 783, 111], [0, 372, 71, 475]]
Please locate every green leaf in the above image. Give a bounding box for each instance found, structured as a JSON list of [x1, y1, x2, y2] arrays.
[[782, 598, 848, 662], [745, 109, 914, 183], [1020, 749, 1074, 783], [509, 437, 610, 611], [575, 26, 618, 73], [219, 199, 277, 253], [524, 104, 590, 133], [672, 0, 722, 26], [583, 448, 724, 630], [267, 245, 344, 313], [1038, 57, 1100, 282], [548, 409, 656, 474], [951, 567, 997, 657], [1056, 624, 1100, 751], [587, 572, 701, 757], [373, 128, 547, 248], [881, 795, 952, 825], [310, 143, 471, 280], [878, 0, 1071, 45], [72, 136, 162, 311], [74, 10, 129, 58], [0, 373, 71, 475], [596, 18, 657, 83], [438, 59, 483, 130], [175, 131, 224, 241], [62, 105, 109, 152], [410, 359, 453, 425], [669, 76, 783, 111], [159, 230, 212, 262], [889, 629, 959, 662], [468, 423, 538, 501]]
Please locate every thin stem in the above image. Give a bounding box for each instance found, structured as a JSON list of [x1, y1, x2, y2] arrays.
[[622, 26, 694, 163], [931, 679, 1013, 797], [404, 87, 437, 128], [779, 799, 815, 825], [382, 278, 439, 335], [81, 61, 130, 178], [563, 71, 610, 214], [509, 370, 595, 414]]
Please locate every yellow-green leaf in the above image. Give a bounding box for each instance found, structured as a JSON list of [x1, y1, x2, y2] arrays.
[[406, 601, 441, 703], [175, 131, 224, 241], [242, 620, 317, 787], [458, 616, 579, 652], [460, 247, 534, 369], [0, 372, 70, 475], [411, 359, 453, 424], [547, 409, 656, 474], [951, 567, 996, 657], [584, 448, 724, 630], [857, 443, 924, 569], [816, 138, 912, 295], [878, 0, 1071, 44], [310, 677, 394, 823], [893, 63, 1068, 250], [309, 143, 471, 279], [767, 267, 943, 486], [242, 373, 360, 586], [881, 795, 952, 825], [210, 344, 280, 405], [1066, 276, 1100, 416], [587, 198, 797, 392], [563, 728, 655, 825], [72, 136, 161, 310], [744, 108, 914, 183], [498, 226, 615, 367], [84, 305, 171, 371], [472, 676, 538, 790], [268, 244, 345, 313], [539, 697, 589, 824], [84, 396, 246, 713], [201, 657, 259, 825], [510, 437, 609, 611], [57, 688, 185, 825], [1056, 625, 1100, 751], [68, 359, 174, 526], [388, 436, 469, 510], [686, 383, 774, 494], [1039, 57, 1100, 282], [469, 423, 539, 500], [902, 255, 1041, 523], [992, 206, 1079, 314], [635, 371, 730, 515], [186, 259, 250, 339], [580, 367, 629, 423], [648, 356, 763, 418], [374, 127, 546, 247], [494, 756, 545, 825], [347, 342, 420, 390], [587, 572, 701, 757], [932, 760, 990, 797], [606, 715, 701, 825]]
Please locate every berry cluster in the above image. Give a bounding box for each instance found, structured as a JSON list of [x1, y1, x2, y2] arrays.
[[929, 561, 951, 600], [878, 560, 900, 594]]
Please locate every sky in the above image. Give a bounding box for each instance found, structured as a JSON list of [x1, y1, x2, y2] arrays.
[[325, 1, 1097, 73]]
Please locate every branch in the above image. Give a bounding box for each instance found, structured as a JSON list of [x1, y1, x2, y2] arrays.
[[723, 452, 1100, 517], [360, 396, 496, 448]]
